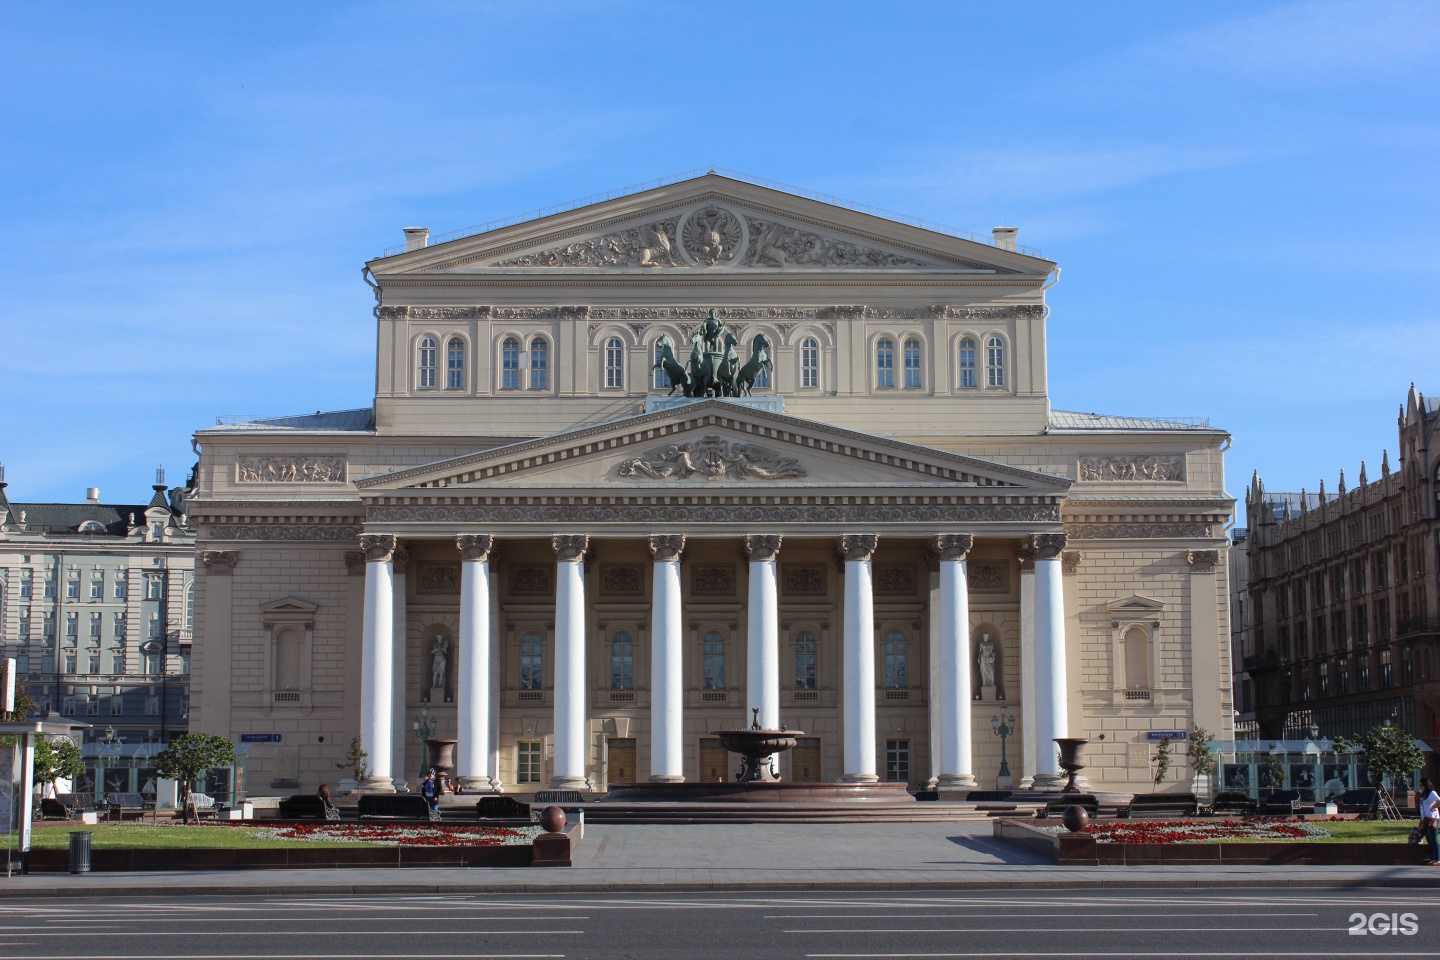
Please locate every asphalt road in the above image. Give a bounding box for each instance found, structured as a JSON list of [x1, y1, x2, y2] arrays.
[[2, 888, 1439, 959]]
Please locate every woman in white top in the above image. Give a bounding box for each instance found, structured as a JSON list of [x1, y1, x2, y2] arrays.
[[1418, 777, 1439, 865]]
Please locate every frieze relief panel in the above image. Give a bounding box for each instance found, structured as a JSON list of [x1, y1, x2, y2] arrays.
[[616, 436, 806, 482], [967, 563, 1009, 593], [1065, 522, 1214, 540], [205, 524, 362, 541], [781, 564, 826, 596], [508, 565, 551, 596], [599, 564, 644, 596], [418, 565, 459, 593], [1079, 455, 1185, 482], [369, 502, 1062, 525], [874, 566, 918, 596], [691, 564, 736, 596], [237, 456, 346, 483]]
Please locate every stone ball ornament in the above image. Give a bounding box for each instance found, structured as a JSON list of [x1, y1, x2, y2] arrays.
[[1062, 804, 1090, 833], [539, 805, 566, 833]]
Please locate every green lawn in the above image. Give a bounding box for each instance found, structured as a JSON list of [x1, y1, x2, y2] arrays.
[[1219, 820, 1416, 843], [29, 824, 372, 850]]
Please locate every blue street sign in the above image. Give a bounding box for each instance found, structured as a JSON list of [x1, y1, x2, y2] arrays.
[[240, 733, 283, 743], [1146, 731, 1188, 741]]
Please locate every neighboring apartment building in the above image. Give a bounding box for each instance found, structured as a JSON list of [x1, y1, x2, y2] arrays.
[[1239, 385, 1440, 753], [0, 469, 196, 744], [188, 171, 1235, 795], [1228, 525, 1256, 735]]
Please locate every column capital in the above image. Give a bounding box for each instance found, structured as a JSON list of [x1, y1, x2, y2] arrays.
[[343, 550, 366, 576], [648, 535, 686, 563], [1062, 550, 1082, 575], [839, 534, 878, 562], [1017, 542, 1036, 572], [744, 534, 782, 563], [360, 534, 397, 563], [457, 534, 495, 562], [201, 550, 239, 575], [1031, 533, 1068, 561], [393, 548, 411, 572], [552, 534, 590, 563], [934, 534, 974, 562]]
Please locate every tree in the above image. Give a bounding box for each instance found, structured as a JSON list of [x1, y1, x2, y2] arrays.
[[0, 688, 39, 746], [156, 733, 235, 824], [1187, 724, 1217, 797], [1259, 744, 1287, 791], [33, 738, 84, 794], [336, 736, 368, 781], [1152, 736, 1173, 791], [1335, 723, 1425, 798]]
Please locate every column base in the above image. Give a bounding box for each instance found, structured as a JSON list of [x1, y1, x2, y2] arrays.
[[936, 774, 979, 789], [649, 774, 686, 784], [457, 776, 493, 793], [838, 773, 880, 784], [1030, 772, 1066, 791], [356, 776, 396, 794], [549, 775, 589, 791]]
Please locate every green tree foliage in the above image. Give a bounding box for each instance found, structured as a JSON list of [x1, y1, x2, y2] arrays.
[[1334, 724, 1425, 791], [336, 736, 369, 780], [156, 733, 236, 824], [33, 738, 85, 791], [1260, 744, 1287, 790], [1152, 736, 1172, 790], [1187, 724, 1217, 778]]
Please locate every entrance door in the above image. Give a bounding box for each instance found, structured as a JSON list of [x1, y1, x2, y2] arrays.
[[699, 737, 730, 782], [790, 737, 821, 782], [607, 738, 637, 783]]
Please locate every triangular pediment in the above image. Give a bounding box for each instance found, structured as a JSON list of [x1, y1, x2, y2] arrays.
[[259, 596, 318, 622], [1105, 594, 1166, 613], [356, 399, 1072, 495], [369, 173, 1052, 276]]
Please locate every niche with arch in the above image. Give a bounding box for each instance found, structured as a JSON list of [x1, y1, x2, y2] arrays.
[[260, 596, 317, 714], [971, 623, 1006, 701], [1105, 594, 1164, 705]]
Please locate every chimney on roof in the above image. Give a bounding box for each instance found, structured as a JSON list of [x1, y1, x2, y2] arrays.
[[992, 226, 1018, 251], [403, 227, 430, 252], [85, 487, 100, 503]]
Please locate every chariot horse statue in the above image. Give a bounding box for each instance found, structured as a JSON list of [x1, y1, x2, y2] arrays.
[[653, 334, 691, 396], [735, 334, 773, 397]]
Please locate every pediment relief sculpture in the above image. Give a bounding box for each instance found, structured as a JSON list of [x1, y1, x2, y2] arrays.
[[615, 434, 806, 482]]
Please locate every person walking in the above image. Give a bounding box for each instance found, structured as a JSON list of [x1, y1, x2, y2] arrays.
[[421, 769, 441, 818], [1419, 778, 1439, 865]]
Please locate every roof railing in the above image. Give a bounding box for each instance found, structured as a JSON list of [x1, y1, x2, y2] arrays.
[[376, 166, 1045, 259]]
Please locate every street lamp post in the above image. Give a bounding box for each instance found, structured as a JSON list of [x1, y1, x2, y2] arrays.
[[991, 704, 1016, 789]]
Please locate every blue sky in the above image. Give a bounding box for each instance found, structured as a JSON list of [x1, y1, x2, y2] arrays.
[[1, 1, 1436, 518]]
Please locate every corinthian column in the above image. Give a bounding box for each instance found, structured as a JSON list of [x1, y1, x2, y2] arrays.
[[744, 536, 782, 732], [551, 535, 590, 790], [935, 534, 977, 790], [840, 534, 879, 782], [359, 534, 397, 792], [1032, 532, 1069, 787], [649, 535, 686, 782], [456, 535, 494, 791]]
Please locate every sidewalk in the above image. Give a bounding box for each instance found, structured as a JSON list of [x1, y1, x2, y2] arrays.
[[5, 821, 1440, 897]]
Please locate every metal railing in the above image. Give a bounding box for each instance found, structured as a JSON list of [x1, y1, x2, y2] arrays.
[[376, 166, 1045, 259]]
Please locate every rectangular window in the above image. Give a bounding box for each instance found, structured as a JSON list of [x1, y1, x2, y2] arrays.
[[145, 696, 160, 716], [110, 695, 124, 716], [876, 340, 894, 389], [16, 655, 28, 673], [66, 613, 78, 637], [41, 654, 54, 673], [111, 655, 125, 675], [114, 578, 127, 600], [90, 576, 104, 600], [1319, 661, 1330, 694], [884, 633, 908, 689], [114, 615, 126, 639], [43, 611, 55, 639], [959, 341, 976, 387], [64, 655, 77, 674], [90, 613, 102, 638], [529, 339, 548, 390], [1403, 649, 1415, 684], [902, 340, 922, 389], [149, 615, 162, 639], [85, 696, 98, 716], [517, 741, 542, 784], [702, 632, 726, 690], [793, 632, 817, 690], [1381, 650, 1394, 688], [501, 340, 521, 390], [609, 633, 634, 691], [65, 579, 79, 600], [146, 576, 163, 600], [801, 339, 819, 388], [605, 339, 624, 389], [62, 696, 76, 715], [519, 635, 543, 691], [885, 739, 910, 783], [145, 653, 162, 675], [19, 572, 32, 599], [1358, 658, 1370, 692], [43, 577, 55, 599], [88, 655, 99, 674], [18, 613, 29, 640]]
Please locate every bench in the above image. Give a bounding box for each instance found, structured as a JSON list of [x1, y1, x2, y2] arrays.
[[1125, 792, 1199, 819], [40, 798, 71, 820], [278, 795, 333, 820], [1335, 788, 1380, 816], [1208, 791, 1258, 815], [913, 790, 940, 802], [533, 790, 585, 805], [107, 792, 150, 821], [964, 790, 1012, 802], [358, 793, 438, 821], [476, 795, 532, 819], [1043, 794, 1098, 817], [1257, 789, 1303, 815]]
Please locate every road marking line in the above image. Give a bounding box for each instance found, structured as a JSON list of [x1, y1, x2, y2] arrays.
[[787, 927, 1321, 934], [766, 913, 1319, 919], [7, 931, 585, 938]]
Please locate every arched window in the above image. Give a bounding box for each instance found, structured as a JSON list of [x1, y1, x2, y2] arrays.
[[958, 338, 976, 388], [519, 632, 543, 690], [801, 337, 819, 388], [884, 630, 908, 689], [417, 337, 437, 388], [184, 580, 194, 633], [610, 631, 634, 691], [654, 341, 670, 390], [903, 337, 922, 389], [702, 631, 726, 690], [604, 337, 624, 389], [529, 337, 549, 390], [500, 337, 521, 390], [876, 337, 895, 388], [1123, 626, 1151, 691], [794, 630, 817, 689], [752, 339, 771, 390], [985, 336, 1005, 388], [446, 338, 466, 390]]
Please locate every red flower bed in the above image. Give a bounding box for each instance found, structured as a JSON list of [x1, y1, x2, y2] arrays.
[[203, 821, 539, 847], [1074, 818, 1330, 844]]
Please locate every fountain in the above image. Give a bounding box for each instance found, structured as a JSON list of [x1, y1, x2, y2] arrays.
[[714, 710, 801, 782]]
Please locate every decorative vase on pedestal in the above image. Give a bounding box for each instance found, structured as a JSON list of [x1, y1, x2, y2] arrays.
[[424, 738, 458, 791], [1054, 738, 1089, 794]]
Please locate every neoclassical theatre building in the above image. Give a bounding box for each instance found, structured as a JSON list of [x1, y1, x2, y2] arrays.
[[189, 172, 1235, 795]]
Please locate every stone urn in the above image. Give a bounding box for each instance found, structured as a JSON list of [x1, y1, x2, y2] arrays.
[[1055, 737, 1089, 794], [425, 738, 458, 789]]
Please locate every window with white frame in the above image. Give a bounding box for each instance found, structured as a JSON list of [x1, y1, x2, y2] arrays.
[[519, 633, 543, 690], [610, 631, 634, 691], [517, 741, 542, 783], [184, 581, 194, 632], [114, 613, 126, 639], [752, 338, 771, 389], [653, 341, 671, 390], [885, 739, 910, 783], [417, 336, 437, 388], [801, 337, 819, 388], [501, 337, 521, 390], [958, 337, 977, 387], [20, 570, 32, 599], [529, 337, 549, 390], [986, 335, 1005, 387], [19, 612, 30, 639], [145, 695, 160, 716], [90, 573, 104, 599], [110, 694, 124, 715], [446, 338, 466, 390], [794, 630, 817, 690], [146, 575, 163, 600], [114, 576, 127, 600], [903, 337, 922, 389], [66, 577, 79, 599], [604, 337, 624, 389], [90, 612, 102, 638], [875, 337, 895, 388], [702, 631, 726, 690], [884, 630, 908, 688], [66, 612, 78, 638]]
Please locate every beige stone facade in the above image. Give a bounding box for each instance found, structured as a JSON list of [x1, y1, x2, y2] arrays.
[[189, 173, 1234, 794]]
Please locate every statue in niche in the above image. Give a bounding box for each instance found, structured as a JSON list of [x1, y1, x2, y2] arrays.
[[430, 635, 449, 690], [977, 633, 997, 690]]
